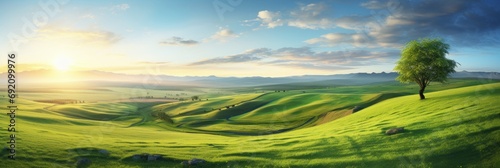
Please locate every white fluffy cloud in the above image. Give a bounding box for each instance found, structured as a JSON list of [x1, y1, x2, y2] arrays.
[[251, 3, 334, 29], [257, 10, 283, 28], [210, 28, 239, 42], [288, 3, 334, 29]]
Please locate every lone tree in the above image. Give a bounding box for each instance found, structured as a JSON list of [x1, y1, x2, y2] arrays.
[[191, 95, 199, 101], [394, 38, 458, 100]]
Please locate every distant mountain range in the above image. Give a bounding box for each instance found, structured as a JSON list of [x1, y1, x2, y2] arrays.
[[3, 69, 499, 88]]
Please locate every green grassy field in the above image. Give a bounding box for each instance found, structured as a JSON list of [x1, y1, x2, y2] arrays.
[[0, 79, 498, 167]]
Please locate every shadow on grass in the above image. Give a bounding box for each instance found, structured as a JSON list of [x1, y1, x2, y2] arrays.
[[378, 127, 435, 137], [120, 155, 234, 168]]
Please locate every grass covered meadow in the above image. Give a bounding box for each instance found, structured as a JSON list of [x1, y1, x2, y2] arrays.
[[0, 79, 498, 167]]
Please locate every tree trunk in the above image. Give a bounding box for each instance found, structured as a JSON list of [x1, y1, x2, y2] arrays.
[[419, 85, 426, 100]]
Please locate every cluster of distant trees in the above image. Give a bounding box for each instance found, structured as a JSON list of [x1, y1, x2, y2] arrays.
[[68, 100, 85, 104], [132, 96, 154, 99], [166, 93, 188, 97], [152, 112, 173, 123], [37, 99, 85, 104]]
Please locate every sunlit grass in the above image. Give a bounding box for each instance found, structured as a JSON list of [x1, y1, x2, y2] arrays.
[[0, 79, 498, 167]]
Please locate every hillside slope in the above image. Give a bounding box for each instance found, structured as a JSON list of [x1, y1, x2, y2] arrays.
[[227, 83, 500, 167], [0, 83, 498, 167]]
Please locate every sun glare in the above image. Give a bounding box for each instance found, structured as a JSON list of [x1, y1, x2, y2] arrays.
[[52, 56, 73, 71]]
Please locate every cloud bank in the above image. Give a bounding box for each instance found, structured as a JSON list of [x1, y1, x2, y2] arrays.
[[159, 37, 199, 46], [306, 0, 500, 48], [190, 47, 399, 70]]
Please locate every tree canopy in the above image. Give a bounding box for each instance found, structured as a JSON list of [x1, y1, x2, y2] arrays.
[[394, 38, 458, 99], [191, 95, 199, 101]]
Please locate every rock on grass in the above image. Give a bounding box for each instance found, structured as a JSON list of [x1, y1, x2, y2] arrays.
[[131, 153, 163, 161], [181, 158, 207, 166], [385, 127, 404, 135]]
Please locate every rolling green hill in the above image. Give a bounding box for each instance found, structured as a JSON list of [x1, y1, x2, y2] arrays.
[[0, 80, 498, 167]]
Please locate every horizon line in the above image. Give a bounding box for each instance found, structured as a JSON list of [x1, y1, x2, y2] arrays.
[[3, 68, 498, 78]]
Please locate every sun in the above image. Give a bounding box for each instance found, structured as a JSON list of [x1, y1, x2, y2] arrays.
[[52, 56, 73, 71]]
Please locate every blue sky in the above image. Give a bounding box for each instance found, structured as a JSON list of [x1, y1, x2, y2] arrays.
[[1, 0, 499, 77]]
